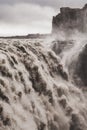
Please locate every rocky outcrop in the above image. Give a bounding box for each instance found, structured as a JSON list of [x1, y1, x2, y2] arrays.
[[51, 40, 74, 55], [52, 4, 87, 34], [75, 44, 87, 86]]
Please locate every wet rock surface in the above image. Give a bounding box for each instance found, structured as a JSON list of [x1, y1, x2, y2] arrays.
[[75, 44, 87, 86], [51, 40, 74, 56]]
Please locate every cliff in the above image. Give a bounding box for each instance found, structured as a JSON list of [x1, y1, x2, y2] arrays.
[[52, 4, 87, 34]]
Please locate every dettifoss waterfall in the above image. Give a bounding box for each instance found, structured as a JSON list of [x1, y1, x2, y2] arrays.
[[0, 36, 87, 130]]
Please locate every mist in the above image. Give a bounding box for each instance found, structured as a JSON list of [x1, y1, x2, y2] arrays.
[[0, 1, 87, 130]]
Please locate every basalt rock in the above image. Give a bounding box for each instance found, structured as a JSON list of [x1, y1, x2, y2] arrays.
[[52, 4, 87, 34], [76, 44, 87, 86]]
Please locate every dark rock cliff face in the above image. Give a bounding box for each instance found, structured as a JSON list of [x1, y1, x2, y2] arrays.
[[75, 44, 87, 86], [52, 4, 87, 34]]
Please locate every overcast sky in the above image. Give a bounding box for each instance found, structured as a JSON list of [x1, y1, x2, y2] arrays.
[[0, 0, 87, 36]]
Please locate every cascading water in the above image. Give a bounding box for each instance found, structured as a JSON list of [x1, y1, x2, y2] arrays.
[[51, 33, 87, 86], [0, 38, 87, 130]]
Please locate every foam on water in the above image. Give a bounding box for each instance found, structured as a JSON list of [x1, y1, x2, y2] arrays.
[[0, 38, 87, 130]]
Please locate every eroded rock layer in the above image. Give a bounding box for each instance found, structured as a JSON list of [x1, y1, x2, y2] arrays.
[[52, 4, 87, 34]]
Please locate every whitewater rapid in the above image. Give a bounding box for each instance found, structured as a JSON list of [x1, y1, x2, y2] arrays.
[[0, 38, 87, 130]]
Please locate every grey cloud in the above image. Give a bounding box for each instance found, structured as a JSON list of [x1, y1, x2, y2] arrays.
[[0, 0, 87, 8], [0, 3, 56, 35], [0, 0, 87, 35], [0, 4, 56, 24]]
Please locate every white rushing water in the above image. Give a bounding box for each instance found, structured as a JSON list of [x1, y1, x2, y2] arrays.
[[0, 38, 87, 130]]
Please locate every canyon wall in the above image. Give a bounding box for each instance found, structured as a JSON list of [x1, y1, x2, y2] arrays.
[[52, 4, 87, 34]]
